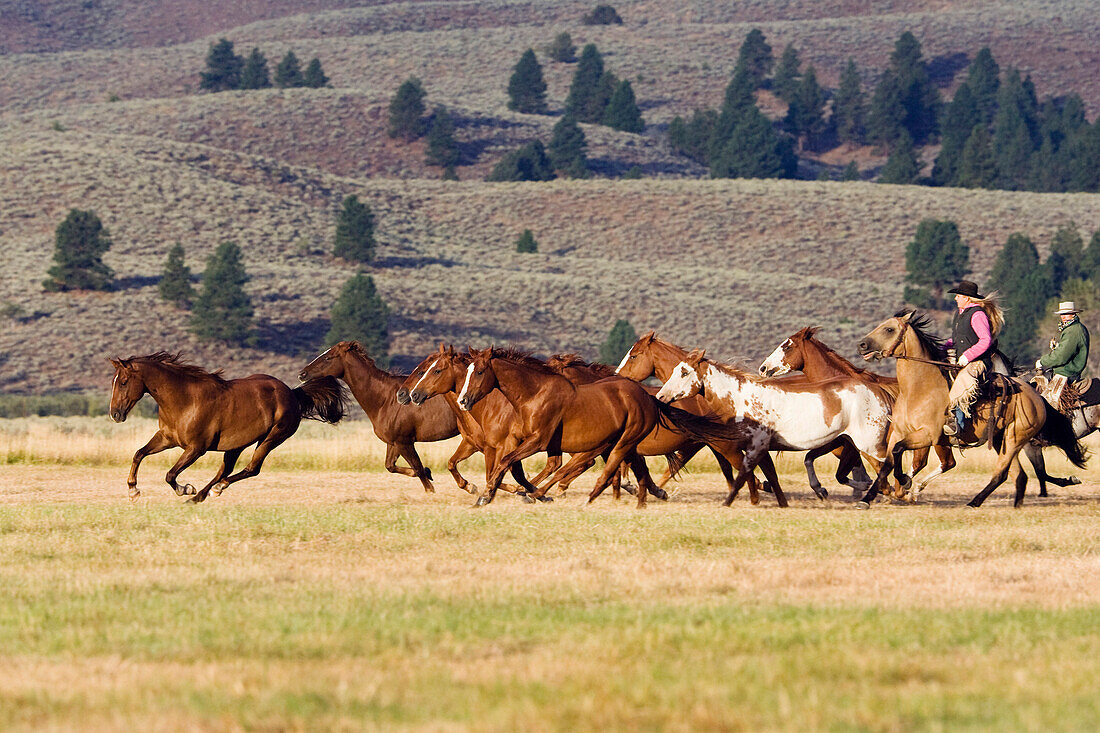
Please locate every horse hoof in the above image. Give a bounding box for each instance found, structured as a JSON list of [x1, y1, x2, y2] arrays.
[[211, 481, 229, 497], [474, 496, 491, 507], [652, 488, 669, 501], [128, 490, 140, 502], [536, 495, 554, 503], [1069, 476, 1081, 486], [856, 501, 871, 510], [465, 483, 479, 495], [520, 493, 536, 504], [620, 483, 637, 496]]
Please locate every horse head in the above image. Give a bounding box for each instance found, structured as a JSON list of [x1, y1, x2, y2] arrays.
[[400, 343, 457, 405], [300, 341, 358, 382], [655, 349, 706, 403], [108, 357, 145, 423], [616, 330, 658, 380], [456, 346, 497, 411], [858, 312, 915, 361], [760, 326, 821, 376]]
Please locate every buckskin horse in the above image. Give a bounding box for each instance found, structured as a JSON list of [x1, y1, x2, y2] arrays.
[[618, 331, 872, 501], [110, 351, 346, 502], [299, 341, 466, 493], [761, 326, 957, 499], [857, 310, 1085, 507]]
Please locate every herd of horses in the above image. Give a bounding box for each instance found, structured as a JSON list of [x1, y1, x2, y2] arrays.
[[108, 310, 1093, 509]]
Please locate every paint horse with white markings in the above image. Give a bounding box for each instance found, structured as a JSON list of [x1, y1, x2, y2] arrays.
[[655, 349, 892, 504]]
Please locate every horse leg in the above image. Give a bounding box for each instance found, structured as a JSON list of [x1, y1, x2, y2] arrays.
[[527, 452, 563, 488], [481, 435, 548, 506], [803, 444, 834, 501], [757, 452, 787, 507], [383, 442, 432, 489], [655, 444, 704, 489], [833, 441, 872, 495], [195, 447, 245, 499], [167, 445, 207, 500], [913, 441, 956, 495], [589, 444, 645, 508], [447, 437, 480, 494], [966, 450, 1014, 508], [127, 430, 175, 500], [539, 450, 602, 499], [717, 448, 759, 506], [1011, 454, 1028, 508], [1023, 442, 1079, 497], [198, 426, 295, 502], [859, 438, 901, 508], [629, 453, 664, 506], [399, 443, 435, 493]]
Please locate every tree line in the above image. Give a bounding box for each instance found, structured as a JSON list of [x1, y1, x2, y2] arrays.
[[200, 38, 329, 92]]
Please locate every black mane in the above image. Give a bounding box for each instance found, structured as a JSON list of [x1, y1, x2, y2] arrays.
[[895, 309, 948, 360]]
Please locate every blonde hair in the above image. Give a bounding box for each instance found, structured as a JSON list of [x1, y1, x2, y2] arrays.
[[965, 291, 1004, 337]]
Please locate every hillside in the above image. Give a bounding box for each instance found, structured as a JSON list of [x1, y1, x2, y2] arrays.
[[3, 1, 1100, 393]]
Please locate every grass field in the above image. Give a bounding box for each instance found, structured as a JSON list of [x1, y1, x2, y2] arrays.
[[1, 419, 1099, 730]]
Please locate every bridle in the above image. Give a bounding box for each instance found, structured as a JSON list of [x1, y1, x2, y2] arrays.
[[874, 318, 964, 371]]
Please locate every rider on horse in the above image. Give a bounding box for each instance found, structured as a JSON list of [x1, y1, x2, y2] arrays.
[[1037, 301, 1090, 382], [943, 280, 1004, 438]]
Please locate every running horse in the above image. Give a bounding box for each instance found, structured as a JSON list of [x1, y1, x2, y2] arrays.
[[760, 326, 956, 499], [857, 310, 1085, 507], [110, 352, 346, 502], [300, 341, 465, 493]]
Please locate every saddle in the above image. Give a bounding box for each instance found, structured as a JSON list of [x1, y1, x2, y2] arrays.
[[951, 373, 1019, 448], [1035, 374, 1100, 414]]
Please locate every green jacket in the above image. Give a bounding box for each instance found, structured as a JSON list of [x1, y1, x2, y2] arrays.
[[1040, 317, 1090, 380]]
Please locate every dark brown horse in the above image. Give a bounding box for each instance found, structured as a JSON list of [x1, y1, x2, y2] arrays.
[[760, 326, 957, 500], [299, 341, 465, 493], [397, 344, 547, 499], [110, 352, 346, 502]]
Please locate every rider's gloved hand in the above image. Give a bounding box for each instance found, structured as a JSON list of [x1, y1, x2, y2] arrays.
[[958, 355, 969, 367], [1035, 359, 1043, 369]]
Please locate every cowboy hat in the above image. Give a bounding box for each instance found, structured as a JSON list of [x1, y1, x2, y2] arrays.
[[946, 280, 982, 299], [1056, 301, 1082, 315]]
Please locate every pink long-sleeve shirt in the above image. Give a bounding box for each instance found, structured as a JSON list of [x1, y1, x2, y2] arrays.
[[946, 304, 993, 362]]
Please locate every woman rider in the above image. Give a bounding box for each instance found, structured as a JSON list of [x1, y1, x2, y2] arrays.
[[943, 280, 1004, 438]]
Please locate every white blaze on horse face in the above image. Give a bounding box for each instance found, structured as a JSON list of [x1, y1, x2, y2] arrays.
[[410, 358, 439, 395], [760, 341, 792, 376], [457, 362, 476, 410], [615, 349, 633, 375], [655, 361, 700, 402]]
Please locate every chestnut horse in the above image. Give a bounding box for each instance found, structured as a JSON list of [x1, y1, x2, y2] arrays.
[[299, 342, 463, 493], [110, 352, 346, 502], [857, 310, 1084, 507], [760, 326, 956, 499], [397, 344, 548, 499], [548, 353, 772, 505], [618, 332, 871, 501]]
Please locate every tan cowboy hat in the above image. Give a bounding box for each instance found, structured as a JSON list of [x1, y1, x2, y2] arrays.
[[1056, 301, 1082, 315]]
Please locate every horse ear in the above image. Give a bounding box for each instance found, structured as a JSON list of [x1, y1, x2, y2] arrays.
[[899, 311, 914, 323], [641, 330, 655, 344], [807, 326, 821, 338]]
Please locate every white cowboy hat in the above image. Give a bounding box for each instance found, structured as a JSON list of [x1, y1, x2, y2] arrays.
[[1056, 301, 1082, 314]]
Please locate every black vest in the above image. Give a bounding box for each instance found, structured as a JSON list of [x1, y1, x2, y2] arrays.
[[952, 306, 996, 363]]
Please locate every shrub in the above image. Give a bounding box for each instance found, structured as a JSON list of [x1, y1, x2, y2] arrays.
[[515, 229, 538, 253]]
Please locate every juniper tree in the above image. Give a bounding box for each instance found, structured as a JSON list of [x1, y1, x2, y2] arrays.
[[507, 49, 549, 114], [388, 77, 427, 141], [772, 44, 801, 102], [333, 195, 376, 263], [200, 38, 243, 92], [987, 233, 1053, 360], [603, 79, 644, 132], [1081, 230, 1100, 282], [425, 106, 460, 169], [515, 229, 538, 253], [238, 48, 271, 90], [43, 209, 114, 292], [547, 32, 576, 63], [583, 4, 622, 25], [548, 114, 588, 177], [833, 59, 865, 145], [565, 44, 610, 123], [158, 243, 195, 307], [326, 273, 390, 366], [303, 57, 329, 88], [841, 161, 861, 181], [599, 319, 637, 365], [486, 141, 555, 182], [275, 51, 304, 88], [191, 242, 253, 344], [734, 29, 773, 90]]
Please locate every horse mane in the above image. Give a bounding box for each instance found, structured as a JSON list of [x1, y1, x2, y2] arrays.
[[127, 351, 228, 386], [547, 353, 618, 378], [488, 346, 559, 376], [800, 331, 880, 378], [346, 341, 409, 378], [895, 309, 948, 360]]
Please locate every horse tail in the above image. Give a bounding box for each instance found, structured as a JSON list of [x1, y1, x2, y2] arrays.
[[664, 451, 689, 481], [654, 401, 750, 447], [1037, 403, 1087, 469], [294, 376, 348, 424]]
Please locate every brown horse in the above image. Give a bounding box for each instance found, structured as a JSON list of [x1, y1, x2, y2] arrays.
[[761, 326, 957, 499], [617, 331, 867, 501], [397, 344, 548, 499], [857, 310, 1084, 507], [299, 341, 466, 493], [110, 352, 346, 502], [547, 353, 769, 505]]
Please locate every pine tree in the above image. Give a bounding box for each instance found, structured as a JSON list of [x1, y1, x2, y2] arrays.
[[388, 77, 427, 141], [890, 31, 941, 144], [547, 32, 576, 63], [783, 65, 825, 148], [274, 51, 305, 88], [548, 114, 587, 177], [582, 4, 623, 25], [425, 106, 460, 169], [158, 243, 195, 307], [238, 48, 271, 90], [565, 44, 607, 123], [841, 161, 861, 181], [931, 83, 979, 186], [988, 232, 1041, 292], [904, 219, 969, 306], [955, 125, 997, 188], [1081, 229, 1100, 282], [191, 242, 252, 344], [599, 319, 637, 365], [1067, 119, 1100, 192], [708, 65, 756, 162], [486, 141, 555, 182], [992, 69, 1040, 189], [43, 209, 114, 292], [668, 109, 717, 165], [515, 229, 538, 253], [987, 233, 1051, 360], [507, 49, 549, 114], [1047, 222, 1084, 292], [303, 57, 329, 88], [966, 47, 1000, 125], [833, 59, 865, 144], [879, 131, 921, 184], [772, 44, 801, 101], [326, 273, 389, 366], [710, 107, 796, 180], [200, 38, 243, 92], [734, 29, 773, 90], [333, 195, 376, 263], [866, 69, 905, 146], [603, 79, 644, 132]]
